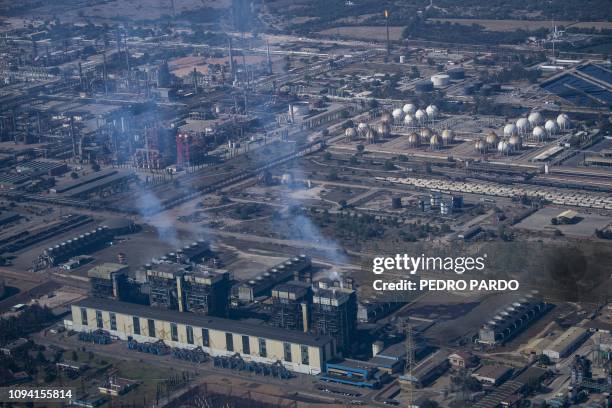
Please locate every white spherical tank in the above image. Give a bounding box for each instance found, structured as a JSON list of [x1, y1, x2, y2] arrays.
[[475, 139, 488, 153], [486, 131, 499, 146], [415, 109, 427, 123], [425, 104, 439, 120], [503, 123, 518, 137], [392, 108, 404, 122], [357, 122, 369, 136], [516, 118, 530, 134], [431, 74, 450, 87], [403, 114, 415, 126], [528, 111, 544, 127], [557, 113, 571, 130], [532, 125, 546, 141], [420, 127, 432, 143], [402, 103, 416, 115], [545, 119, 559, 136]]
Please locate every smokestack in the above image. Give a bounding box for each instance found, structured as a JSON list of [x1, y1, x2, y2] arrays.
[[192, 68, 198, 94], [228, 38, 234, 80], [385, 10, 390, 56], [102, 51, 108, 95], [266, 40, 272, 75], [78, 62, 83, 90], [301, 303, 309, 332], [170, 0, 176, 18]]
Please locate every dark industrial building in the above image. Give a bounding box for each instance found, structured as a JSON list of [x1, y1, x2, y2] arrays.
[[88, 263, 129, 300], [269, 281, 312, 332], [311, 284, 358, 355], [182, 269, 231, 317]]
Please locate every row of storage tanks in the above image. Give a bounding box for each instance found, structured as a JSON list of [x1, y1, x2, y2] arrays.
[[475, 113, 572, 155]]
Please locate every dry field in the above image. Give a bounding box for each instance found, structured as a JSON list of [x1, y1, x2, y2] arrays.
[[318, 25, 404, 41], [430, 18, 612, 31]]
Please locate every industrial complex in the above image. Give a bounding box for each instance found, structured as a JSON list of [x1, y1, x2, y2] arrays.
[[0, 0, 611, 407]]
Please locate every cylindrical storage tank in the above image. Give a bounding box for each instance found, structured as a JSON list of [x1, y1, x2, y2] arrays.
[[407, 132, 420, 147], [392, 108, 404, 123], [345, 127, 357, 141], [380, 111, 393, 124], [403, 114, 415, 127], [357, 122, 369, 136], [448, 67, 465, 80], [430, 134, 441, 150], [516, 117, 530, 134], [497, 140, 510, 155], [419, 127, 432, 144], [532, 125, 546, 141], [415, 80, 434, 93], [545, 119, 559, 136], [441, 129, 455, 145], [475, 139, 488, 154], [557, 113, 571, 130], [425, 105, 439, 120], [402, 103, 416, 115], [509, 134, 522, 150], [377, 123, 390, 138], [486, 131, 499, 147], [504, 123, 518, 137], [365, 128, 377, 144], [431, 74, 450, 87], [528, 111, 544, 127], [415, 109, 427, 123]]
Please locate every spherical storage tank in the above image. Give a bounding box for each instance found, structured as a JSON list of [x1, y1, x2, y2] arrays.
[[528, 111, 544, 127], [503, 123, 518, 137], [557, 113, 571, 130], [392, 108, 404, 122], [415, 109, 427, 123], [365, 128, 377, 143], [357, 122, 369, 136], [404, 114, 415, 126], [425, 105, 439, 120], [545, 119, 559, 136], [516, 118, 530, 134], [532, 126, 546, 141], [402, 103, 416, 115], [420, 127, 432, 143], [431, 74, 450, 88]]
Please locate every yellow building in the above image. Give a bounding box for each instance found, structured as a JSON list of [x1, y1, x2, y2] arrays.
[[70, 298, 335, 375]]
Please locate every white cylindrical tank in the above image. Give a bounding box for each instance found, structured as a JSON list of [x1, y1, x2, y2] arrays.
[[392, 108, 404, 124], [475, 139, 488, 153], [407, 132, 419, 147], [431, 74, 450, 87], [441, 129, 455, 145], [503, 123, 518, 137], [402, 103, 416, 115], [545, 119, 559, 136], [415, 109, 427, 123], [497, 140, 510, 155], [425, 105, 439, 120], [430, 134, 441, 149], [557, 113, 571, 130], [403, 114, 415, 127], [516, 118, 530, 134], [420, 127, 432, 143], [532, 125, 546, 141], [528, 111, 544, 127], [509, 134, 522, 150]]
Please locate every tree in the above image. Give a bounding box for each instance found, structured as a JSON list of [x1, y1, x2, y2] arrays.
[[356, 144, 365, 154], [338, 199, 347, 209], [421, 400, 439, 408], [383, 160, 396, 170], [70, 171, 79, 179]]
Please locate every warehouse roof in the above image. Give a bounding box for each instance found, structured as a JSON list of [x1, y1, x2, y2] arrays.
[[73, 297, 333, 347], [544, 326, 589, 354]]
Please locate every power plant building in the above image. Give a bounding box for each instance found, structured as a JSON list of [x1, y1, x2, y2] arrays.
[[269, 281, 312, 332], [311, 286, 357, 355], [88, 263, 129, 300], [69, 298, 336, 375]]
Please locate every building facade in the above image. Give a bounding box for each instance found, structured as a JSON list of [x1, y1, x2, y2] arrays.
[[69, 298, 335, 375]]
